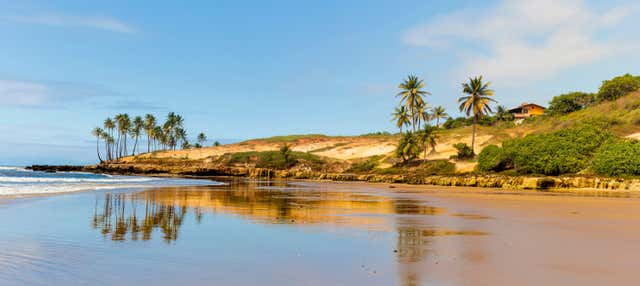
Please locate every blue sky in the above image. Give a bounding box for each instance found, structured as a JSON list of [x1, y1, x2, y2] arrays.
[[1, 0, 639, 165]]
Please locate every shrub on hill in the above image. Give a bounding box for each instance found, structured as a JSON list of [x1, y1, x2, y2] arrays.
[[475, 125, 613, 175], [347, 155, 382, 173], [442, 116, 495, 129], [476, 144, 511, 172], [591, 140, 640, 176], [228, 149, 324, 170], [598, 74, 640, 102], [452, 143, 474, 160], [548, 92, 596, 115]]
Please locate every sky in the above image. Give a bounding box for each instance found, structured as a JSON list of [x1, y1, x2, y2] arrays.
[[1, 0, 639, 165]]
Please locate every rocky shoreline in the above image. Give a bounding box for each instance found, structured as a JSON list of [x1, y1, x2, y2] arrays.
[[27, 163, 640, 192]]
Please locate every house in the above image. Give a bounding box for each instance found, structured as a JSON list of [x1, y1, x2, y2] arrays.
[[508, 103, 546, 119]]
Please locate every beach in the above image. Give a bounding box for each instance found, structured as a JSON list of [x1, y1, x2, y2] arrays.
[[1, 176, 639, 285]]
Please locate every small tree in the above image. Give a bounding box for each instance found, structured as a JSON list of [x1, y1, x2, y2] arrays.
[[213, 141, 221, 147], [280, 144, 293, 165], [452, 143, 474, 160], [396, 132, 421, 163], [197, 133, 207, 146], [548, 92, 595, 115], [598, 74, 640, 101]]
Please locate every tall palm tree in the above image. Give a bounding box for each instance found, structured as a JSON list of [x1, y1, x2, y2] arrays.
[[459, 76, 495, 154], [432, 106, 449, 127], [92, 127, 105, 163], [391, 106, 411, 134], [143, 114, 157, 153], [103, 118, 115, 160], [152, 126, 163, 151], [101, 133, 114, 161], [130, 116, 144, 155], [115, 113, 131, 158], [396, 75, 430, 131], [414, 101, 428, 130], [418, 125, 438, 160]]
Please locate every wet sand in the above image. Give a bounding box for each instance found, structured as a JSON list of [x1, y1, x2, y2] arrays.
[[1, 179, 639, 285]]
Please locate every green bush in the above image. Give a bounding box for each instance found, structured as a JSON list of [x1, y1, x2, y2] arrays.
[[598, 74, 640, 101], [501, 125, 613, 175], [476, 144, 511, 172], [452, 143, 474, 160], [591, 140, 640, 176], [228, 149, 323, 170], [548, 91, 596, 115], [347, 156, 381, 173]]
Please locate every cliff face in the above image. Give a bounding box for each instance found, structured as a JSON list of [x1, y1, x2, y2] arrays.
[[80, 161, 640, 192]]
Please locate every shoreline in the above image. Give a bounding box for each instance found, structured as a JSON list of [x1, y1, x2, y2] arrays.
[[24, 164, 640, 196]]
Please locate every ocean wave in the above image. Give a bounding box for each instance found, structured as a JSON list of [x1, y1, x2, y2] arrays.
[[0, 184, 153, 196], [0, 177, 155, 183], [0, 166, 27, 171]]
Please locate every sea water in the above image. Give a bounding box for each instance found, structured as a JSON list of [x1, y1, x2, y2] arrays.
[[0, 166, 216, 196]]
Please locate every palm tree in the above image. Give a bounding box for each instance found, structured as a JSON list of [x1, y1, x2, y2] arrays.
[[176, 128, 187, 149], [101, 133, 114, 161], [391, 106, 411, 134], [418, 125, 438, 160], [130, 116, 144, 155], [459, 76, 495, 154], [152, 126, 163, 151], [396, 75, 430, 131], [495, 105, 513, 122], [143, 114, 157, 153], [197, 133, 207, 146], [432, 106, 449, 127], [115, 113, 131, 158], [103, 118, 115, 160], [414, 101, 428, 130], [92, 127, 105, 163]]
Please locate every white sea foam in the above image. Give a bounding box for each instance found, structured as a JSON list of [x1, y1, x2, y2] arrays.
[[0, 177, 154, 183], [0, 166, 220, 196]]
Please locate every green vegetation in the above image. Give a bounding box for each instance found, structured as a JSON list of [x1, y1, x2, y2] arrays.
[[548, 92, 596, 115], [376, 160, 455, 176], [591, 140, 640, 176], [227, 147, 324, 170], [452, 143, 474, 160], [476, 125, 613, 175], [597, 74, 640, 102], [347, 155, 383, 173], [395, 132, 421, 162], [476, 144, 510, 172]]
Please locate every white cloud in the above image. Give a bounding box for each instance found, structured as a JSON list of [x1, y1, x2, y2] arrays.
[[6, 12, 136, 34], [402, 0, 639, 85], [0, 80, 50, 106]]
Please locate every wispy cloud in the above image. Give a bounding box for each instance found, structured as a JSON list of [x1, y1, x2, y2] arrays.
[[0, 78, 161, 111], [5, 12, 136, 34], [402, 0, 639, 85]]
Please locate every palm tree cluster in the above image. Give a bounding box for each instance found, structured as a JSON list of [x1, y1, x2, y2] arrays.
[[392, 74, 496, 162], [91, 112, 207, 162], [392, 75, 447, 162], [392, 75, 449, 133]]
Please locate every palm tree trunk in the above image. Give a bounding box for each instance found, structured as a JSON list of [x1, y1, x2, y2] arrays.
[[96, 137, 103, 163], [132, 136, 138, 156], [147, 135, 151, 153], [471, 115, 477, 155]]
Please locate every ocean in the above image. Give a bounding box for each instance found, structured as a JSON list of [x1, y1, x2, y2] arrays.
[[0, 166, 216, 196]]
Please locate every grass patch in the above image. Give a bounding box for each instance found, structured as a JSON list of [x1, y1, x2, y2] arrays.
[[226, 150, 325, 170]]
